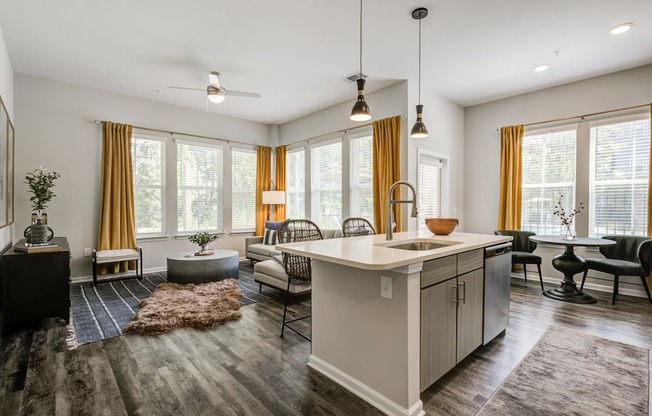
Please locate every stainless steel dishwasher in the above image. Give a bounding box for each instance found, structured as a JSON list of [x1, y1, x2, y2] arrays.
[[483, 242, 512, 345]]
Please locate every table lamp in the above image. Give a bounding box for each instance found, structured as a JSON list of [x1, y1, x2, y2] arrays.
[[262, 180, 285, 221]]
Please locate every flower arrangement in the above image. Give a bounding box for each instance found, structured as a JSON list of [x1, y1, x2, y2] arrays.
[[188, 231, 219, 255], [552, 195, 584, 225], [25, 166, 61, 215]]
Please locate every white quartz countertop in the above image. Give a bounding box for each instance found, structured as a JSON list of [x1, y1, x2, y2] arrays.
[[276, 231, 512, 271]]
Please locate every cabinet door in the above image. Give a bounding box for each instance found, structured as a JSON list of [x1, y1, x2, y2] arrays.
[[420, 278, 457, 391], [456, 269, 484, 362]]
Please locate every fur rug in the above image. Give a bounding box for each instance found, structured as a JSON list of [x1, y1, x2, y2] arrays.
[[123, 278, 242, 335]]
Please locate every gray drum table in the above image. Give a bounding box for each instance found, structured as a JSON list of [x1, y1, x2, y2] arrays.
[[167, 249, 239, 284], [529, 236, 616, 304]]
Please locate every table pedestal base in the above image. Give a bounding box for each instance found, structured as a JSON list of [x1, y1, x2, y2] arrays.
[[543, 246, 597, 304]]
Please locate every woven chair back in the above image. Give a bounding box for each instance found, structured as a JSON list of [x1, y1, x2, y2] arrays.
[[342, 217, 376, 237], [278, 219, 323, 281]]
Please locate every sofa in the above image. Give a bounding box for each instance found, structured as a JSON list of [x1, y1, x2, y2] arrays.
[[251, 227, 343, 293]]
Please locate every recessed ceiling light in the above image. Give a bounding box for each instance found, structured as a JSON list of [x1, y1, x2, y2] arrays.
[[533, 64, 549, 72], [610, 23, 633, 35]]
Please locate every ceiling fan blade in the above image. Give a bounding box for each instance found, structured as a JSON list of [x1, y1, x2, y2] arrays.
[[224, 89, 262, 99], [167, 86, 205, 91]]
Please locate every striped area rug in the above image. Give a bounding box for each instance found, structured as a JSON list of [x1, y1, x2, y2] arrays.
[[68, 262, 284, 347]]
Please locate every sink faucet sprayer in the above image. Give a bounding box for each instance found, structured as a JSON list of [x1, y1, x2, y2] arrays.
[[386, 181, 418, 240]]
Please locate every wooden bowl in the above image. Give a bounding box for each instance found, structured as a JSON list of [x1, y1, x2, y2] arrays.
[[425, 218, 459, 235]]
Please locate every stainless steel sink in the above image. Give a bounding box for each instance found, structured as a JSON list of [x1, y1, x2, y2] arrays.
[[386, 241, 450, 251]]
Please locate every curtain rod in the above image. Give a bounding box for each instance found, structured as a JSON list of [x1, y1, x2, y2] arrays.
[[496, 103, 650, 132], [284, 114, 405, 148], [94, 120, 254, 146]]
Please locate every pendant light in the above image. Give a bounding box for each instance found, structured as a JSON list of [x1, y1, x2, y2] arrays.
[[350, 0, 371, 121], [410, 7, 429, 138]]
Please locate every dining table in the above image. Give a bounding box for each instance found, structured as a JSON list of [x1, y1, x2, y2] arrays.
[[529, 235, 616, 304]]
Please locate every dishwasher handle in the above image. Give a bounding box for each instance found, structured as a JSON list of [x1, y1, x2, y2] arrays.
[[485, 242, 512, 258]]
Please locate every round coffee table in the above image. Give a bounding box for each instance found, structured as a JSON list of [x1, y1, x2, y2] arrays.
[[529, 236, 616, 304], [167, 249, 239, 284]]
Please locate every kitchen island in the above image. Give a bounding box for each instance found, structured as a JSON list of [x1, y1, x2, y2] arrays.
[[277, 231, 511, 416]]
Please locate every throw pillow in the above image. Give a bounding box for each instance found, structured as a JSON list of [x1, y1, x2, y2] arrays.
[[263, 228, 277, 245]]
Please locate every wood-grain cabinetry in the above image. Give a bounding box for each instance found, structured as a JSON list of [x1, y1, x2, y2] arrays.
[[420, 249, 484, 391]]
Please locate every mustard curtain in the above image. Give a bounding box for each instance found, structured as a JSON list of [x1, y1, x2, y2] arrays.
[[372, 115, 402, 234], [97, 121, 137, 273], [255, 146, 272, 235], [497, 125, 524, 230], [275, 145, 287, 221]]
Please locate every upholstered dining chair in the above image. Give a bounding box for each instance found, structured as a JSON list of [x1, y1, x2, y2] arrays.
[[277, 219, 323, 341], [494, 230, 544, 290], [342, 217, 376, 237], [581, 235, 652, 305]]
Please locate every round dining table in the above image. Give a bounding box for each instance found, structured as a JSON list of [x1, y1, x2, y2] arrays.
[[529, 235, 616, 304]]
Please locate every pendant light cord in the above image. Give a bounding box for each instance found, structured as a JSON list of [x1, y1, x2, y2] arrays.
[[418, 17, 422, 105], [359, 0, 363, 77]]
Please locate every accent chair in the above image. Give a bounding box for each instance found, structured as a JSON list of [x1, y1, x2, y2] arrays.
[[494, 230, 544, 290]]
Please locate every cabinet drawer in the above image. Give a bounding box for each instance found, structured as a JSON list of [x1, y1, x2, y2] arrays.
[[421, 255, 457, 288], [457, 249, 483, 275]]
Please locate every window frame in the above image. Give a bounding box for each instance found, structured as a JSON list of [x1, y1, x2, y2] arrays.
[[310, 137, 343, 229], [348, 131, 374, 223], [230, 146, 257, 233], [132, 133, 167, 239]]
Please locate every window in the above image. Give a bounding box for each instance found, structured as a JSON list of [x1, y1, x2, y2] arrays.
[[286, 148, 305, 220], [132, 136, 165, 236], [177, 141, 223, 233], [418, 153, 442, 233], [521, 129, 576, 235], [231, 148, 257, 231], [349, 135, 373, 222], [311, 140, 342, 229], [589, 117, 650, 237]]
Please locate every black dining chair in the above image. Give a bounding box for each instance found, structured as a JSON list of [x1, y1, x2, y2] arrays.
[[342, 217, 376, 237], [581, 235, 652, 305], [277, 219, 323, 341], [494, 230, 544, 290]]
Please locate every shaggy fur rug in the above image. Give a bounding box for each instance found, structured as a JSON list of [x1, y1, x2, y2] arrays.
[[123, 278, 242, 335]]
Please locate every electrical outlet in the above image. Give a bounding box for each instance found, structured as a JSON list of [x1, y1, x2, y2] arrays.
[[380, 276, 392, 299], [84, 248, 92, 257]]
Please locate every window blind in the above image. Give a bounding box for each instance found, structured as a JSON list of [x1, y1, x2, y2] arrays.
[[132, 136, 165, 235], [418, 154, 442, 233], [286, 148, 305, 220], [177, 141, 223, 233], [521, 129, 576, 235], [231, 149, 257, 231], [349, 135, 373, 222], [311, 140, 342, 229], [589, 117, 650, 237]]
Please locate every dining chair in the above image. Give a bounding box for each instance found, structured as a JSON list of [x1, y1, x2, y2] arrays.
[[277, 219, 323, 341], [581, 235, 652, 305], [342, 217, 376, 237], [494, 230, 544, 290]]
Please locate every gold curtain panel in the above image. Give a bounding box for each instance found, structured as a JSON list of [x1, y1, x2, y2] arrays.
[[372, 115, 402, 234], [255, 146, 272, 235], [497, 125, 524, 231]]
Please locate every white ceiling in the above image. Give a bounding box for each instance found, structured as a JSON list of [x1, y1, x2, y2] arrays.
[[1, 0, 651, 125]]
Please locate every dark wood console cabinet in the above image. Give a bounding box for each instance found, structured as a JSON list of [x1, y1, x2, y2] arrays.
[[1, 237, 71, 335]]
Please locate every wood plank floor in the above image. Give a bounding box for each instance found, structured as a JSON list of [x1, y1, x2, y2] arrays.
[[0, 279, 650, 415]]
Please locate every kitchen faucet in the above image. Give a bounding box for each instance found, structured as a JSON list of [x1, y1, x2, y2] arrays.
[[386, 181, 418, 240]]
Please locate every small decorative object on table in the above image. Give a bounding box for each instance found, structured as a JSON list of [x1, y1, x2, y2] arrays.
[[553, 195, 584, 241], [24, 166, 60, 245], [188, 231, 219, 256]]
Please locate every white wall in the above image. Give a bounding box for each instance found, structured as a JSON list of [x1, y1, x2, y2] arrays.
[[14, 73, 270, 278], [464, 64, 652, 296], [279, 81, 465, 231], [0, 26, 14, 252]]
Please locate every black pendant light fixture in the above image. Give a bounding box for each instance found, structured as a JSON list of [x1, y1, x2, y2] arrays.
[[350, 0, 371, 122], [410, 7, 429, 138]]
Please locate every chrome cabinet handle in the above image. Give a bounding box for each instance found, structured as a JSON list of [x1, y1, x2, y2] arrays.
[[459, 281, 466, 304], [452, 285, 458, 303]]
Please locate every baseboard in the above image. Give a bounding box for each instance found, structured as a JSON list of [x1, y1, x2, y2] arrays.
[[70, 266, 167, 284], [511, 273, 648, 299], [307, 355, 425, 416]]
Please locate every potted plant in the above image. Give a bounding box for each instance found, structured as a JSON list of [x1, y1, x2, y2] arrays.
[[25, 166, 61, 223], [188, 231, 219, 256]]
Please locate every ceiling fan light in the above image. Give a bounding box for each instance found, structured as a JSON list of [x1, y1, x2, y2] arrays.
[[350, 78, 371, 121], [207, 86, 225, 104], [410, 104, 429, 138]]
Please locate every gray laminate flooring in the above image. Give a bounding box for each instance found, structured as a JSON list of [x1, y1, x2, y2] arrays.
[[1, 279, 651, 415]]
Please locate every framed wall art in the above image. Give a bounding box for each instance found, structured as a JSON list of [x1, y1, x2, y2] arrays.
[[0, 95, 14, 229]]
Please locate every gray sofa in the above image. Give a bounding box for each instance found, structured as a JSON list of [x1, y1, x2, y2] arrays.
[[252, 228, 343, 293]]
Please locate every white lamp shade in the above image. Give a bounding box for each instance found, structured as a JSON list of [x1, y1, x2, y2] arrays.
[[262, 190, 285, 205]]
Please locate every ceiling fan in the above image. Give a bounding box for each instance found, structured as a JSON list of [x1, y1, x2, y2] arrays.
[[167, 71, 261, 104]]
